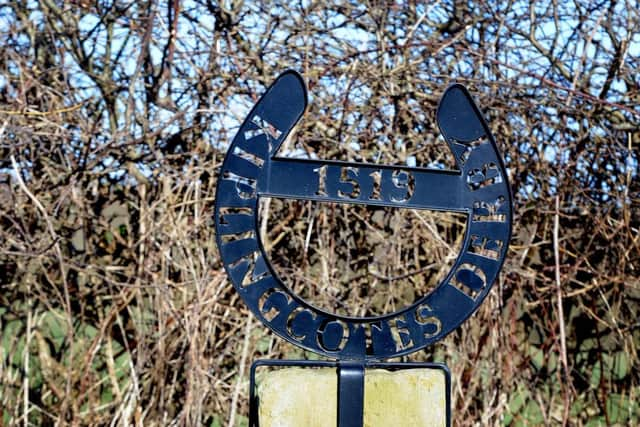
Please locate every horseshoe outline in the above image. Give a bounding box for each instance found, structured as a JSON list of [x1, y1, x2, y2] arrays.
[[214, 70, 512, 360]]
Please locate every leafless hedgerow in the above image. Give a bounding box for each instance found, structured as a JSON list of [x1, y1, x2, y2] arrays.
[[0, 1, 639, 426]]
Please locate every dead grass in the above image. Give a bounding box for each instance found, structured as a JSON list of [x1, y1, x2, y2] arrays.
[[1, 1, 640, 426]]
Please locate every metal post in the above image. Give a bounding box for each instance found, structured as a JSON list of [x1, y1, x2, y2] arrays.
[[338, 361, 365, 427]]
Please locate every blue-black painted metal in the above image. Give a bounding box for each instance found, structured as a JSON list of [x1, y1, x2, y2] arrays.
[[214, 70, 513, 361], [215, 70, 511, 427], [249, 360, 452, 427], [338, 361, 365, 427]]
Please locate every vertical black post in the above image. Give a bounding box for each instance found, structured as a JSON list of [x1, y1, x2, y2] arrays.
[[338, 361, 365, 427]]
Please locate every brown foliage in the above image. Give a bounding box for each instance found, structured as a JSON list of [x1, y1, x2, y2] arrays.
[[0, 1, 639, 425]]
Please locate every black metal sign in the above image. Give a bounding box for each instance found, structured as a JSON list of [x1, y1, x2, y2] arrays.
[[214, 70, 512, 360]]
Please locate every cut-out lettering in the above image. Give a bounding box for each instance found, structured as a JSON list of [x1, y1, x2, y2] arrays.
[[229, 250, 270, 287], [338, 167, 360, 199], [214, 72, 513, 359], [466, 162, 502, 191], [244, 114, 282, 142], [458, 138, 486, 165], [220, 230, 255, 244], [414, 303, 442, 339], [468, 234, 503, 260], [369, 321, 395, 355], [317, 319, 349, 352], [287, 308, 315, 341], [368, 170, 382, 200], [219, 206, 253, 219], [233, 146, 265, 167], [218, 207, 254, 234], [451, 263, 487, 299], [310, 165, 415, 205], [387, 169, 414, 202], [222, 170, 256, 199], [259, 288, 291, 322], [313, 165, 328, 196], [390, 316, 414, 351], [472, 196, 506, 222]]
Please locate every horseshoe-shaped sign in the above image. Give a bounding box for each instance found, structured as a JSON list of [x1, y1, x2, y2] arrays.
[[214, 71, 512, 360]]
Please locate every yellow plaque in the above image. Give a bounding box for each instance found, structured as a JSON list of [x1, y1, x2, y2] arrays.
[[256, 367, 448, 427]]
